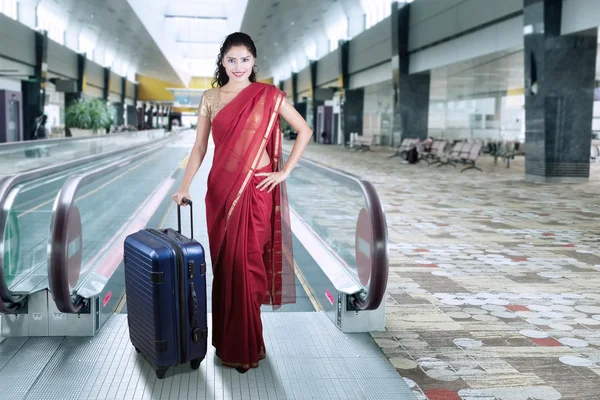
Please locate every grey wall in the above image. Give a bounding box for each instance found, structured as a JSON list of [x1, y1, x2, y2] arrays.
[[297, 66, 310, 94], [109, 71, 121, 95], [408, 0, 523, 51], [48, 40, 77, 79], [86, 62, 104, 90], [348, 16, 391, 74], [126, 81, 135, 99], [317, 48, 340, 87], [561, 0, 600, 35], [0, 14, 35, 67], [284, 79, 293, 98]]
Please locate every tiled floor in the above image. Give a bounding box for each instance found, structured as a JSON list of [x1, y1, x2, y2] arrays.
[[283, 141, 600, 400]]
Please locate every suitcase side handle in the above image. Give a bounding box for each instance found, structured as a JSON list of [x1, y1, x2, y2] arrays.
[[177, 198, 193, 239], [189, 282, 203, 344]]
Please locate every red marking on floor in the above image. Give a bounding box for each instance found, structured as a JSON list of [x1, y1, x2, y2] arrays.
[[415, 249, 429, 253], [325, 289, 334, 305], [436, 223, 449, 227], [511, 256, 528, 262], [425, 389, 460, 400], [419, 263, 438, 268], [539, 213, 550, 216], [505, 305, 529, 312], [542, 233, 555, 236], [561, 244, 575, 248], [103, 291, 112, 307], [95, 177, 176, 279], [532, 338, 562, 347]]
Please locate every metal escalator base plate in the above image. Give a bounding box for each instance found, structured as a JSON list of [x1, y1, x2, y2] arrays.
[[0, 312, 416, 400]]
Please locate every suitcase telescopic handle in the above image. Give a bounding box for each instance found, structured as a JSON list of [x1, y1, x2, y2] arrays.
[[177, 198, 194, 239]]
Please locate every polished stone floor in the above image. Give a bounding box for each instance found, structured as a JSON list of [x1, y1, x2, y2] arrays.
[[283, 141, 600, 400]]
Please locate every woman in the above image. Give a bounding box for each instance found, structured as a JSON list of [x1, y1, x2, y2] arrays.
[[172, 32, 312, 373]]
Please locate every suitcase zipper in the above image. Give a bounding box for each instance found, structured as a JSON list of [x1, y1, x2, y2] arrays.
[[148, 229, 187, 364]]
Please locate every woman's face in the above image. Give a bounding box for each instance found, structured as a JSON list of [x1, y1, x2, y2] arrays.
[[222, 45, 255, 83]]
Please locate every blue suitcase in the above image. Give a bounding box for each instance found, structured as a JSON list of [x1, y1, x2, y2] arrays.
[[123, 198, 207, 379]]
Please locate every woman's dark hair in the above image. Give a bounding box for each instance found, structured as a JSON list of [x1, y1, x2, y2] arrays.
[[212, 32, 259, 87]]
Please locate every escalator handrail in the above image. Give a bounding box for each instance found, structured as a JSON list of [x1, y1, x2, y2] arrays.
[[284, 152, 389, 312], [48, 134, 179, 313], [0, 130, 152, 150], [0, 129, 168, 312]]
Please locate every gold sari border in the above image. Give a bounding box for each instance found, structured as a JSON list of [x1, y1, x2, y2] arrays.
[[226, 92, 284, 225]]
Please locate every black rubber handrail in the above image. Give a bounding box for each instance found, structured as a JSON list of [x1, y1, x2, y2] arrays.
[[0, 130, 148, 150], [283, 151, 389, 311], [48, 136, 177, 313], [0, 130, 170, 313]]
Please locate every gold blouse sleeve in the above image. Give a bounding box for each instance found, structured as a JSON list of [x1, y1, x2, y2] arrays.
[[199, 91, 211, 120]]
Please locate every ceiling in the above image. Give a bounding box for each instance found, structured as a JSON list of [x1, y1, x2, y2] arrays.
[[35, 0, 184, 85], [240, 0, 367, 82], [26, 0, 598, 93]]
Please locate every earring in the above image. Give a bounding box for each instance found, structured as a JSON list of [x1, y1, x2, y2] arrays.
[[253, 65, 259, 74]]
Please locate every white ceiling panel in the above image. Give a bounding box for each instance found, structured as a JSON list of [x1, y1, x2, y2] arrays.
[[32, 0, 184, 85]]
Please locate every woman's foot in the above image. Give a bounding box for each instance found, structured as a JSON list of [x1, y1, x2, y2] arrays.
[[236, 367, 249, 374]]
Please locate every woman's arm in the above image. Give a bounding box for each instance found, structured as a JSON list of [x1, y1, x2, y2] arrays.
[[172, 110, 211, 205], [278, 99, 313, 174]]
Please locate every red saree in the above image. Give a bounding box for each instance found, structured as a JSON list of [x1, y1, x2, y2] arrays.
[[205, 82, 295, 369]]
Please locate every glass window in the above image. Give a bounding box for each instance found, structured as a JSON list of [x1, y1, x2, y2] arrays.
[[0, 0, 17, 20], [37, 5, 66, 44], [79, 33, 95, 60]]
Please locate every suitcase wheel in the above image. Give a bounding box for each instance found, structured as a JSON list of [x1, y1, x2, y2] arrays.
[[190, 357, 203, 370], [135, 348, 141, 354], [156, 367, 168, 379]]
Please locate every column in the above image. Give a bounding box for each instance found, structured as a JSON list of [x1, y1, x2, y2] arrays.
[[309, 60, 318, 133], [21, 30, 48, 140], [523, 0, 597, 183], [291, 72, 298, 106], [65, 54, 86, 108], [116, 77, 126, 126], [103, 67, 110, 101], [391, 1, 431, 147], [338, 39, 364, 145]]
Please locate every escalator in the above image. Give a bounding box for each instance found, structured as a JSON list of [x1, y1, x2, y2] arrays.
[[0, 129, 178, 314], [36, 137, 388, 336], [0, 130, 169, 176], [0, 135, 417, 400]]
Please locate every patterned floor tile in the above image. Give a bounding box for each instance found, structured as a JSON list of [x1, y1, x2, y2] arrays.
[[284, 141, 600, 399]]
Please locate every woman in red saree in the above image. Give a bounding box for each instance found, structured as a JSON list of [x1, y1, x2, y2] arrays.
[[172, 33, 313, 373]]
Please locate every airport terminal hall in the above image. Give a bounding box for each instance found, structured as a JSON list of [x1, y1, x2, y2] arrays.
[[3, 0, 600, 399]]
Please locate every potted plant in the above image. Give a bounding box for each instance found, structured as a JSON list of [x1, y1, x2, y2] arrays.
[[65, 98, 112, 136]]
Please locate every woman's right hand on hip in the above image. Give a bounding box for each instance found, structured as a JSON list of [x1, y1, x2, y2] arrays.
[[172, 189, 191, 206]]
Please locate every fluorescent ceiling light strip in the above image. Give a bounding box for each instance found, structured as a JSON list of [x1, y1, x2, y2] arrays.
[[165, 15, 227, 20]]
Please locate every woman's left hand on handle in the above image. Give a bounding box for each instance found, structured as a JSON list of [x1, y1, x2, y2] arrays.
[[255, 170, 290, 193]]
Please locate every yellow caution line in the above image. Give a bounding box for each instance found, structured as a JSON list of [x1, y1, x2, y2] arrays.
[[179, 155, 189, 169], [159, 201, 175, 229], [115, 292, 127, 313], [17, 157, 153, 218], [294, 260, 321, 312]]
